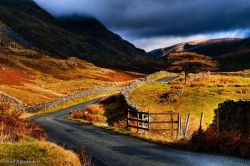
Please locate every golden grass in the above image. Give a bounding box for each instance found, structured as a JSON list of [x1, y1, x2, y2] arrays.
[[0, 108, 81, 166], [70, 104, 107, 123], [131, 75, 250, 136], [0, 136, 81, 166], [0, 47, 140, 104]]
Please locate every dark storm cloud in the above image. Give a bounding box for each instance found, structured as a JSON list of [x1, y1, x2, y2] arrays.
[[34, 0, 250, 38]]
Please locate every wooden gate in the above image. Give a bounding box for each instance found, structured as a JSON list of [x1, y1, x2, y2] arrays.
[[127, 110, 182, 136]]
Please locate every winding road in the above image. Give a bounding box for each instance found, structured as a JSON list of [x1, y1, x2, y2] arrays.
[[32, 99, 250, 166]]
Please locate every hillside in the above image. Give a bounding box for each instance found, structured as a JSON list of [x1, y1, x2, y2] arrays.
[[149, 38, 250, 71], [0, 46, 142, 104], [131, 75, 250, 135], [0, 0, 163, 73]]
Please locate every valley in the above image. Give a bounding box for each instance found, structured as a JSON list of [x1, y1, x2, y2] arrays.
[[0, 0, 250, 166]]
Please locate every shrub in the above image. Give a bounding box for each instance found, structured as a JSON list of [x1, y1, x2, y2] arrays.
[[191, 127, 250, 158], [0, 103, 11, 111], [71, 104, 107, 123], [0, 111, 47, 142]]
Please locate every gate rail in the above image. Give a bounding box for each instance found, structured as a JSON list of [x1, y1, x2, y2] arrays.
[[127, 110, 182, 136]]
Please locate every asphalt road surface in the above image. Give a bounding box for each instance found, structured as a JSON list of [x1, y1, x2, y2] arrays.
[[32, 99, 250, 166], [157, 76, 177, 83]]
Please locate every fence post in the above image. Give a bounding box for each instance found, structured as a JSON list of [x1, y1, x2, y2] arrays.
[[170, 111, 174, 137], [127, 109, 130, 130], [148, 111, 150, 131], [184, 113, 190, 137], [137, 112, 139, 134], [199, 112, 204, 130], [178, 114, 182, 137]]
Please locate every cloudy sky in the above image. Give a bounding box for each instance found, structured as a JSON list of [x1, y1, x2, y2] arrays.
[[34, 0, 250, 51]]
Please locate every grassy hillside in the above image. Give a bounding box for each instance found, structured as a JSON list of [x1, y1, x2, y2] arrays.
[[149, 38, 250, 72], [0, 46, 141, 104], [0, 0, 163, 73], [0, 136, 81, 166], [130, 75, 250, 135]]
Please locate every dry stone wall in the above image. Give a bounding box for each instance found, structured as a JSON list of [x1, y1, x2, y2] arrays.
[[24, 86, 124, 112], [212, 100, 250, 136], [0, 91, 23, 110], [213, 72, 250, 78], [1, 71, 174, 113], [121, 71, 175, 112]]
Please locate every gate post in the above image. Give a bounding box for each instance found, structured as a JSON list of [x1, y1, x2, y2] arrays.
[[178, 114, 182, 137], [137, 112, 139, 134], [127, 109, 130, 130], [184, 113, 190, 137], [170, 111, 174, 137], [148, 111, 150, 131]]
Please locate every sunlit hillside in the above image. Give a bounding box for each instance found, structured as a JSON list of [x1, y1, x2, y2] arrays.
[[0, 47, 141, 104]]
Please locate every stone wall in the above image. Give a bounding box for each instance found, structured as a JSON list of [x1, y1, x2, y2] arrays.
[[187, 72, 211, 81], [1, 71, 175, 113], [121, 71, 176, 112], [213, 72, 250, 78], [0, 91, 23, 110], [212, 100, 250, 136], [24, 86, 124, 112], [121, 78, 148, 112]]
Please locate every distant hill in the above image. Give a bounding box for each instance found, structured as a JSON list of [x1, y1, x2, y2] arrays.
[[0, 0, 163, 73], [149, 38, 250, 71]]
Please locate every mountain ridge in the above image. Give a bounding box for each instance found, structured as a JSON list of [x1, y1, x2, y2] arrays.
[[148, 38, 250, 71], [0, 0, 163, 73]]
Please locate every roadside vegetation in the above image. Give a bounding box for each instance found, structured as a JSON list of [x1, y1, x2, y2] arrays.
[[191, 99, 250, 158], [68, 95, 128, 129], [0, 103, 82, 166]]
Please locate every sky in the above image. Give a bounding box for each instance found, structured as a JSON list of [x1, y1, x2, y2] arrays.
[[34, 0, 250, 51]]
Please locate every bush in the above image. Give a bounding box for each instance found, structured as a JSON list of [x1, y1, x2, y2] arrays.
[[71, 104, 107, 123], [0, 103, 11, 111], [0, 111, 47, 142], [191, 128, 250, 158]]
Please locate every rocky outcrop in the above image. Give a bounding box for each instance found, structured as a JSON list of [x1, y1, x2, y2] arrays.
[[212, 100, 250, 136]]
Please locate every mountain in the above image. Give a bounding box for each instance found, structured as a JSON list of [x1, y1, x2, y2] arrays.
[[0, 0, 163, 73], [149, 38, 250, 71]]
